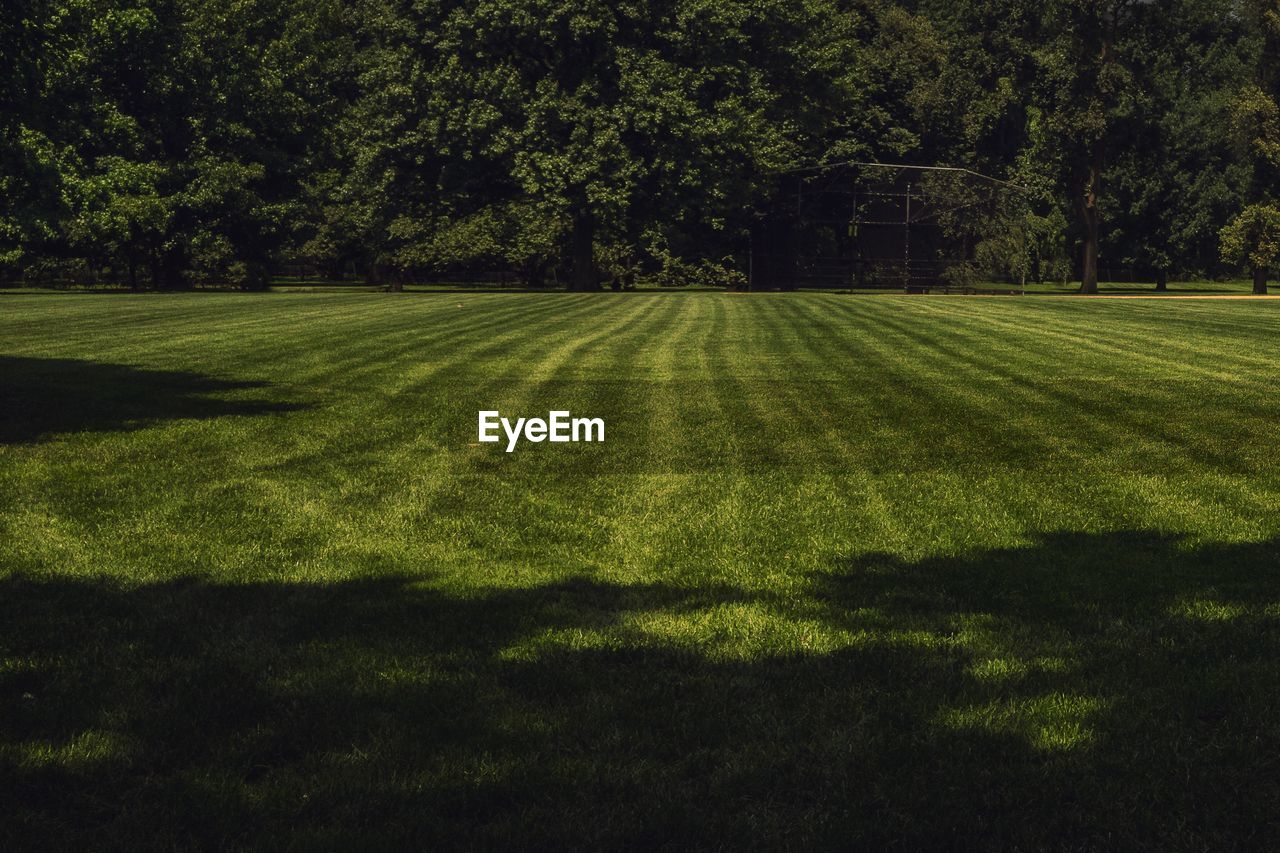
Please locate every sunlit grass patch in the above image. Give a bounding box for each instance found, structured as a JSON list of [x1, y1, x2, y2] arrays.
[[939, 694, 1107, 752], [1170, 597, 1251, 622], [5, 730, 140, 773]]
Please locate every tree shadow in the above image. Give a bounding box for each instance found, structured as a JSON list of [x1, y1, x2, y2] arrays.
[[0, 356, 306, 443], [2, 531, 1278, 847]]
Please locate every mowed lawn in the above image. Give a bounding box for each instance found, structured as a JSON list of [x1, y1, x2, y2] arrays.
[[3, 292, 1280, 848]]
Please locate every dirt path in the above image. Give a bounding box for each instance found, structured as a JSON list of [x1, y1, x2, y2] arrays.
[[1077, 294, 1276, 300]]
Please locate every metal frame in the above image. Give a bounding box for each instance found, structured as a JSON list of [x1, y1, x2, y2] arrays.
[[750, 161, 1034, 292]]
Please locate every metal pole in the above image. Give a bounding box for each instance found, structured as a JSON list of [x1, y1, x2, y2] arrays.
[[1022, 215, 1028, 296], [904, 183, 911, 290], [850, 184, 857, 289]]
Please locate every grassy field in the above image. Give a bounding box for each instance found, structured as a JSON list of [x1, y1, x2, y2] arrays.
[[3, 291, 1280, 848]]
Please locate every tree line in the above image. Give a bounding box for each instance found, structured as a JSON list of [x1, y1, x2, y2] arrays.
[[4, 0, 1280, 293]]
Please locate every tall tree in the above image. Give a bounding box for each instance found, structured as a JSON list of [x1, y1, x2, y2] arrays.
[[0, 0, 61, 274], [1222, 0, 1280, 293], [1030, 0, 1149, 294], [1106, 0, 1250, 289]]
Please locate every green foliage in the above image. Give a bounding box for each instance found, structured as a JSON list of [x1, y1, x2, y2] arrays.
[[3, 0, 346, 287], [1219, 203, 1280, 271], [389, 202, 562, 284], [324, 0, 862, 284], [643, 243, 747, 289], [972, 210, 1070, 285], [1100, 0, 1250, 281], [1227, 84, 1280, 168], [3, 0, 1280, 287]]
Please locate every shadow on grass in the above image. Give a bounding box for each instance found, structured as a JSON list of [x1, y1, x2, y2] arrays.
[[0, 356, 305, 443], [2, 531, 1278, 847]]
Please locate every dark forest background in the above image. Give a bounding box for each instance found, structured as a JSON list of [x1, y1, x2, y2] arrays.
[[4, 0, 1280, 293]]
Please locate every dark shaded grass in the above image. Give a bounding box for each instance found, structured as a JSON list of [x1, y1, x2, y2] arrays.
[[2, 532, 1278, 849], [0, 356, 306, 444]]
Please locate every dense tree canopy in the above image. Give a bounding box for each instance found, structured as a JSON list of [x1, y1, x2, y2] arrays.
[[1, 0, 1277, 290]]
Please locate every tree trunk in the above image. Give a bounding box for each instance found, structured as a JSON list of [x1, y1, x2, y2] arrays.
[[1078, 151, 1103, 295], [1080, 207, 1099, 294], [569, 211, 598, 292], [242, 261, 271, 291], [1155, 269, 1168, 292], [1078, 24, 1112, 296], [152, 244, 188, 290], [1254, 266, 1268, 295]]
